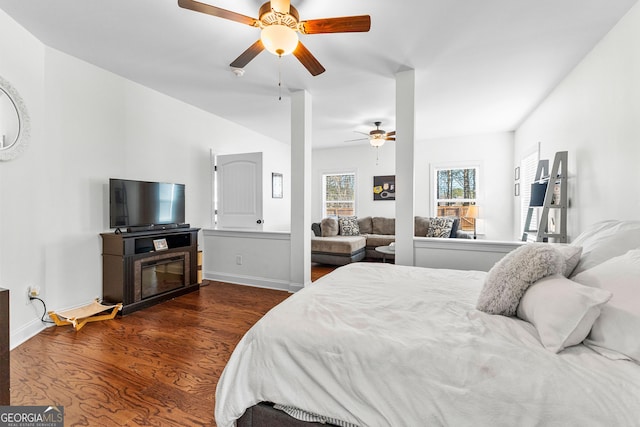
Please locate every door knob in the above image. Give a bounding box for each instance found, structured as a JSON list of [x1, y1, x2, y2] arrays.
[[257, 219, 262, 224]]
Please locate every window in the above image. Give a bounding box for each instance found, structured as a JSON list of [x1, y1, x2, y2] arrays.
[[520, 149, 540, 237], [434, 166, 478, 231], [323, 172, 356, 217]]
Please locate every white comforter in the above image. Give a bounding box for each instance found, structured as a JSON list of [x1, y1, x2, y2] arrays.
[[215, 263, 640, 427]]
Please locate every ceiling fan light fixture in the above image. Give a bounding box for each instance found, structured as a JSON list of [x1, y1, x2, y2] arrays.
[[270, 0, 290, 14], [261, 24, 299, 56], [369, 134, 385, 147]]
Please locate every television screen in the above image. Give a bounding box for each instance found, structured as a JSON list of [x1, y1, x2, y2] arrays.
[[109, 179, 185, 228]]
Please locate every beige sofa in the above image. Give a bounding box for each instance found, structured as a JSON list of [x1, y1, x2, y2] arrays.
[[311, 216, 470, 266]]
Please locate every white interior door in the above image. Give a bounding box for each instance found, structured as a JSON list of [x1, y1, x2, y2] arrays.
[[216, 152, 263, 229]]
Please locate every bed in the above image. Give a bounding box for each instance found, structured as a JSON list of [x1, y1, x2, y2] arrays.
[[215, 220, 640, 426]]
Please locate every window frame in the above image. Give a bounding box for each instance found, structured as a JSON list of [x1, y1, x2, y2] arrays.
[[519, 147, 540, 239], [431, 163, 480, 232], [322, 171, 357, 218]]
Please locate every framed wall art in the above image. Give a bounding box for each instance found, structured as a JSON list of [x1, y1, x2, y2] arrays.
[[373, 175, 395, 201], [272, 173, 283, 198]]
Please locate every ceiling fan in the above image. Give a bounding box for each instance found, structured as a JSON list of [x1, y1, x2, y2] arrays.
[[347, 121, 396, 147], [177, 0, 371, 76]]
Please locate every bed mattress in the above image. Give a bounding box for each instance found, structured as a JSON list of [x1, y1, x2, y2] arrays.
[[215, 263, 640, 426]]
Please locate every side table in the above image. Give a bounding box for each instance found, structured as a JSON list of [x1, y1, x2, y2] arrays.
[[375, 245, 396, 263]]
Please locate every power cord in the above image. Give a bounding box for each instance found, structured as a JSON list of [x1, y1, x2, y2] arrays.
[[29, 296, 56, 324]]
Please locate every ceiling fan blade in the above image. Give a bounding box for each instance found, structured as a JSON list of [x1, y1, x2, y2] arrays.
[[178, 0, 258, 27], [293, 42, 326, 76], [230, 40, 265, 68], [385, 137, 396, 141], [300, 15, 371, 34], [345, 137, 368, 142], [271, 0, 290, 14], [387, 131, 396, 136]]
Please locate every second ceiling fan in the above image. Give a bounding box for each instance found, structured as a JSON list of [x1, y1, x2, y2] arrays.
[[178, 0, 371, 76], [348, 121, 396, 147]]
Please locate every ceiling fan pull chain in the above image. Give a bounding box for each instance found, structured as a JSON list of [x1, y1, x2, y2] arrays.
[[278, 56, 282, 101]]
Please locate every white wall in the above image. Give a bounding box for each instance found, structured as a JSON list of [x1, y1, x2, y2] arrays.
[[514, 2, 640, 240], [313, 131, 514, 241], [262, 149, 291, 230], [312, 142, 396, 222], [0, 9, 290, 347], [202, 229, 294, 291], [0, 8, 46, 347], [119, 84, 292, 232], [415, 132, 514, 240]]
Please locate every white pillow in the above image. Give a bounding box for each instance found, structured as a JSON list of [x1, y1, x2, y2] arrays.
[[572, 249, 640, 362], [477, 243, 564, 316], [554, 245, 582, 277], [517, 274, 611, 353], [570, 220, 640, 276]]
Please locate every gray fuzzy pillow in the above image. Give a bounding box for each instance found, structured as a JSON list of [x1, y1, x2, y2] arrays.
[[476, 243, 564, 316], [320, 217, 339, 237]]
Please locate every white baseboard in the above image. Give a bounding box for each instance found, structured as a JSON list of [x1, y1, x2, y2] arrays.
[[288, 282, 305, 292], [205, 271, 298, 292], [10, 318, 49, 350]]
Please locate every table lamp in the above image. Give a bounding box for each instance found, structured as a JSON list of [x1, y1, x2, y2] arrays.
[[465, 205, 479, 239]]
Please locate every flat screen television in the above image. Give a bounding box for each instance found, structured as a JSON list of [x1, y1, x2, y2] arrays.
[[109, 178, 185, 229]]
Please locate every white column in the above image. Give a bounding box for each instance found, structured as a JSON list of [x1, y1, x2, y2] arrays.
[[395, 69, 416, 266], [290, 90, 312, 289]]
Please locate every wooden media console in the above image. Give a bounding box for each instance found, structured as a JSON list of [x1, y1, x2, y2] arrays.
[[101, 228, 200, 315]]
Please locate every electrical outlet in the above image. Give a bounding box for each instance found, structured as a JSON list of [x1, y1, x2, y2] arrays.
[[26, 285, 41, 304], [235, 255, 243, 265]]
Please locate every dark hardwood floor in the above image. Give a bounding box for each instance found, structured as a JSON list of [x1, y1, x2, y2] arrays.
[[10, 266, 338, 426], [310, 263, 337, 281]]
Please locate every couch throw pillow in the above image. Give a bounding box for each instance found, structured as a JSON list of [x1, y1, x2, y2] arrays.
[[476, 243, 564, 316], [426, 217, 454, 238], [338, 216, 360, 236], [357, 216, 373, 234], [414, 216, 431, 237], [372, 217, 395, 235], [449, 217, 460, 238], [320, 217, 339, 237]]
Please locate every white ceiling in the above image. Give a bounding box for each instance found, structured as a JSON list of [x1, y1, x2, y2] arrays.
[[0, 0, 636, 148]]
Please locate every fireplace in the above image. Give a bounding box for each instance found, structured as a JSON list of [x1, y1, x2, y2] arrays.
[[133, 252, 191, 303], [101, 228, 199, 314], [142, 256, 184, 299]]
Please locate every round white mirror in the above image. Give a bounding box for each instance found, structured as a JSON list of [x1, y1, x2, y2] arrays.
[[0, 76, 30, 161]]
